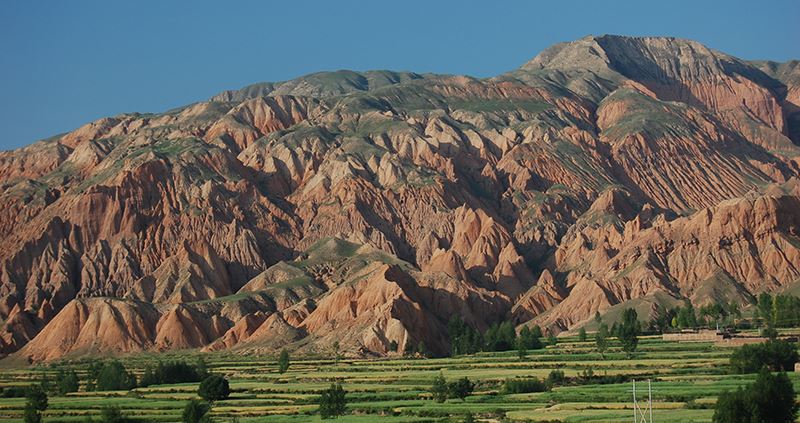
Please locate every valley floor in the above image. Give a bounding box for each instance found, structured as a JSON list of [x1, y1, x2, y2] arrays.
[[0, 334, 796, 422]]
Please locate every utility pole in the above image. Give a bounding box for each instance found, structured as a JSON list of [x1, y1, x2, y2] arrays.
[[631, 379, 653, 423]]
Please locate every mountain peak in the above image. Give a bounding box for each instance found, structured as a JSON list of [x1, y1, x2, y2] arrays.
[[522, 34, 736, 81]]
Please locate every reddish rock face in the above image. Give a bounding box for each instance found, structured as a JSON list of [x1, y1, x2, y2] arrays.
[[1, 36, 800, 361]]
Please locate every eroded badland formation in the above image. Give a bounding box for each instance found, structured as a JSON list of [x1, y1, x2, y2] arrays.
[[1, 35, 799, 361]]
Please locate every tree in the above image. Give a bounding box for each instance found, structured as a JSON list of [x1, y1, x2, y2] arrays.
[[762, 326, 779, 340], [198, 375, 230, 402], [750, 369, 797, 422], [713, 387, 752, 423], [57, 368, 80, 395], [278, 349, 290, 374], [95, 361, 136, 391], [404, 340, 415, 356], [464, 411, 475, 423], [182, 399, 210, 423], [417, 341, 428, 357], [431, 372, 448, 403], [517, 326, 542, 350], [516, 337, 527, 360], [318, 382, 347, 419], [578, 328, 587, 342], [196, 357, 210, 380], [448, 316, 482, 356], [23, 386, 47, 423], [713, 369, 797, 423], [730, 339, 798, 373], [484, 321, 517, 351], [649, 305, 676, 333], [676, 300, 698, 329], [595, 323, 609, 358], [388, 340, 398, 352], [757, 292, 774, 327], [139, 366, 159, 388], [332, 341, 341, 365], [447, 377, 475, 401], [23, 407, 41, 423], [618, 308, 641, 356], [594, 311, 602, 324], [547, 332, 557, 346]]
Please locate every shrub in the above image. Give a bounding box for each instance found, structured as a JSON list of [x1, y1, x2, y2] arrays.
[[278, 349, 290, 374], [23, 407, 41, 423], [319, 382, 347, 419], [447, 377, 474, 401], [0, 386, 28, 398], [99, 405, 131, 423], [139, 360, 207, 387], [431, 372, 448, 403], [198, 375, 230, 402], [182, 399, 210, 423], [545, 370, 566, 388], [730, 339, 798, 373], [501, 378, 547, 394]]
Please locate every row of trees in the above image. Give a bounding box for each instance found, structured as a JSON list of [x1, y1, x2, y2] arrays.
[[729, 339, 798, 373], [589, 308, 641, 357], [649, 293, 800, 333], [82, 359, 210, 392], [646, 300, 742, 332], [41, 351, 295, 397], [448, 316, 550, 357], [140, 359, 210, 387], [430, 373, 475, 402], [448, 307, 643, 360], [756, 293, 800, 328]]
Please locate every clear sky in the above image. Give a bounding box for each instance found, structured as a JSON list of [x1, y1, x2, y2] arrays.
[[1, 0, 798, 150]]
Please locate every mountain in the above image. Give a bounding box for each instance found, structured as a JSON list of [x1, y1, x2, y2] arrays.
[[1, 35, 799, 361]]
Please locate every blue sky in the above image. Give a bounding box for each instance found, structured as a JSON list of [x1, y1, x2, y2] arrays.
[[1, 0, 798, 150]]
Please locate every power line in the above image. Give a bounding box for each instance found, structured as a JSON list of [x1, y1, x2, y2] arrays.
[[631, 379, 652, 423]]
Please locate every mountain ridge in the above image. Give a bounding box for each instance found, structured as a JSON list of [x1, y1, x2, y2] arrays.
[[1, 35, 799, 361]]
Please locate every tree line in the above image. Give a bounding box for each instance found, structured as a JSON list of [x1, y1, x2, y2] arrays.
[[447, 316, 550, 357]]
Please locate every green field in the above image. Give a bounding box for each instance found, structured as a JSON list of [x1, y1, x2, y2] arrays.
[[0, 335, 795, 422]]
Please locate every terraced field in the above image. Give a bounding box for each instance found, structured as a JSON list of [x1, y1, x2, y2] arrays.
[[0, 335, 796, 422]]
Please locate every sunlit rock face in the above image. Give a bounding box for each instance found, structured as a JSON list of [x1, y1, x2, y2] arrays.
[[2, 36, 800, 361]]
